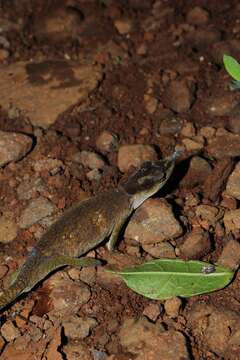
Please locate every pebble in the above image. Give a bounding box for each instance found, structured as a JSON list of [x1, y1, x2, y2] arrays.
[[96, 131, 119, 152], [159, 112, 183, 136], [18, 197, 56, 229], [199, 126, 216, 140], [0, 130, 32, 168], [1, 320, 20, 342], [144, 93, 158, 114], [164, 297, 182, 318], [33, 5, 83, 42], [223, 209, 240, 233], [86, 168, 102, 182], [62, 342, 92, 360], [143, 303, 162, 321], [62, 315, 97, 340], [218, 239, 240, 270], [48, 273, 91, 314], [204, 93, 238, 117], [142, 241, 176, 258], [0, 48, 9, 61], [225, 162, 240, 200], [182, 138, 204, 152], [179, 229, 211, 259], [117, 144, 158, 172], [186, 29, 221, 50], [125, 198, 182, 245], [207, 133, 240, 158], [73, 150, 106, 170], [226, 104, 240, 133], [180, 122, 196, 138], [0, 212, 18, 243], [187, 303, 240, 357], [162, 79, 195, 113], [186, 6, 210, 25], [119, 317, 189, 360], [0, 61, 103, 128], [114, 18, 133, 34], [17, 178, 46, 200], [33, 158, 64, 174], [181, 156, 212, 188], [203, 158, 234, 201], [195, 205, 220, 227]]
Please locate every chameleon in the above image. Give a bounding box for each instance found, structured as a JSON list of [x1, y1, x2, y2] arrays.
[[0, 150, 179, 312]]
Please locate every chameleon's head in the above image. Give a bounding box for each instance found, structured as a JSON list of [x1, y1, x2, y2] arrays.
[[120, 150, 180, 209]]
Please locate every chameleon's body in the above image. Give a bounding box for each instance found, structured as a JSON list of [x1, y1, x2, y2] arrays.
[[0, 152, 178, 311]]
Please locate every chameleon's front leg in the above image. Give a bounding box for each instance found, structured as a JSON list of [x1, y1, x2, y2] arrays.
[[107, 209, 132, 251]]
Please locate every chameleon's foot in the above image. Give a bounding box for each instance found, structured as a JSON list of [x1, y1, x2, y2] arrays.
[[230, 80, 240, 90]]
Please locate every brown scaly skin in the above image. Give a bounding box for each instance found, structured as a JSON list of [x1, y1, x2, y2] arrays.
[[0, 151, 179, 311]]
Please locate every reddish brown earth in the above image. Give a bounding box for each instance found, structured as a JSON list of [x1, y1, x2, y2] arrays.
[[0, 1, 240, 359]]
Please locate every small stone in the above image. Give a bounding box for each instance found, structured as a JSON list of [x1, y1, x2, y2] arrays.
[[143, 303, 161, 321], [182, 138, 204, 152], [0, 61, 103, 128], [1, 320, 20, 342], [86, 169, 102, 182], [181, 122, 196, 137], [117, 144, 157, 172], [203, 158, 234, 201], [0, 49, 9, 61], [142, 241, 176, 258], [0, 130, 32, 168], [186, 29, 221, 50], [223, 209, 240, 233], [48, 273, 91, 313], [164, 297, 182, 318], [74, 150, 105, 170], [125, 198, 182, 245], [187, 303, 240, 357], [226, 162, 240, 200], [162, 79, 195, 113], [220, 195, 237, 210], [207, 133, 240, 158], [62, 342, 92, 360], [119, 317, 189, 360], [144, 94, 158, 114], [180, 229, 211, 259], [199, 126, 216, 139], [228, 107, 240, 134], [19, 197, 56, 229], [204, 93, 238, 117], [195, 205, 220, 227], [218, 239, 240, 270], [159, 112, 183, 136], [186, 6, 210, 25], [182, 156, 212, 189], [79, 267, 96, 285], [33, 5, 83, 42], [136, 43, 147, 55], [33, 158, 64, 174], [96, 131, 119, 152], [17, 178, 45, 200], [0, 212, 18, 243], [114, 18, 132, 34], [63, 315, 97, 340]]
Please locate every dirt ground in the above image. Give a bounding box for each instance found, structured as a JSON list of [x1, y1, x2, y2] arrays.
[[0, 1, 240, 359]]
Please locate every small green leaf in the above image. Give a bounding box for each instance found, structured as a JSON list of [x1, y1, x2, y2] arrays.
[[109, 259, 234, 299], [223, 54, 240, 81]]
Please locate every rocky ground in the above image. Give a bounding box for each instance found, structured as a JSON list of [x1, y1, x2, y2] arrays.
[[0, 0, 240, 359]]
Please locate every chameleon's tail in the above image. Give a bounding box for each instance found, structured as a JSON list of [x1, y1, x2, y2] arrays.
[[0, 278, 26, 312]]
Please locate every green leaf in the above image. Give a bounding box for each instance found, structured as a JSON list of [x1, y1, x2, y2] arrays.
[[223, 54, 240, 81], [109, 259, 234, 299]]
